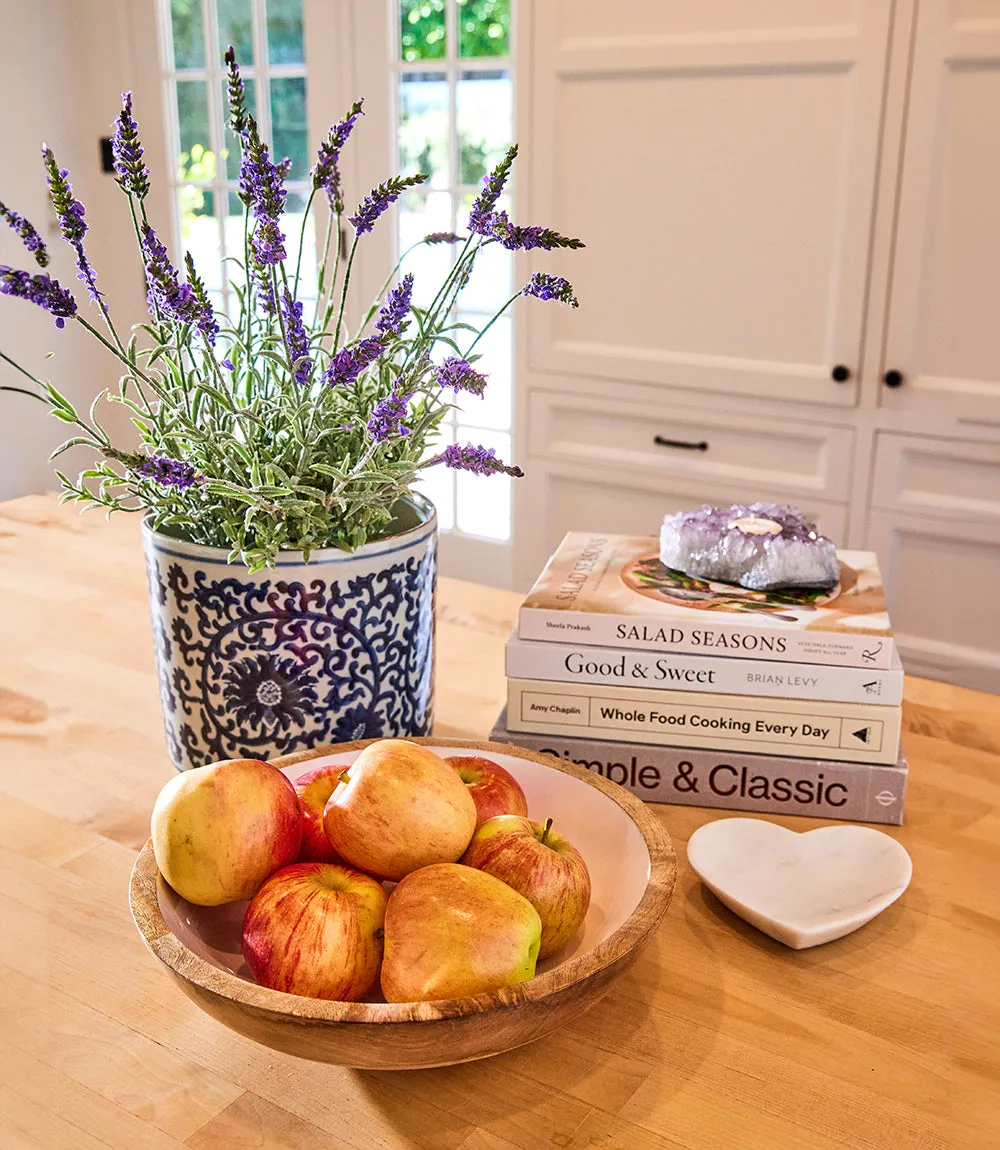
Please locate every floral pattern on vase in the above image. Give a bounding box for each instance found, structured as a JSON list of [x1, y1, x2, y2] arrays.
[[143, 498, 437, 771]]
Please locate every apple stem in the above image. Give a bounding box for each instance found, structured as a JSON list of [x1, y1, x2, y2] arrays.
[[540, 817, 554, 846]]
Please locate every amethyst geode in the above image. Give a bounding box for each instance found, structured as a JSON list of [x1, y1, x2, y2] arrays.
[[658, 503, 839, 591]]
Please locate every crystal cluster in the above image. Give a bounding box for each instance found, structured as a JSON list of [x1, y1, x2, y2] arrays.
[[659, 503, 839, 591]]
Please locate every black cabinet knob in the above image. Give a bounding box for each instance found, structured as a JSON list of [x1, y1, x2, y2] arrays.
[[883, 369, 904, 388], [831, 364, 851, 383]]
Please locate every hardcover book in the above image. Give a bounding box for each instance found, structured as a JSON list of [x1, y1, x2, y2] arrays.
[[506, 631, 904, 706], [506, 678, 902, 765], [489, 708, 907, 825], [519, 533, 896, 669]]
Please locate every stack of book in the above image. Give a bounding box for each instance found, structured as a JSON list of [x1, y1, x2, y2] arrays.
[[490, 533, 907, 824]]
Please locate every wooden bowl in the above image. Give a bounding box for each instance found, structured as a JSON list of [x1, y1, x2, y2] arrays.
[[129, 737, 676, 1069]]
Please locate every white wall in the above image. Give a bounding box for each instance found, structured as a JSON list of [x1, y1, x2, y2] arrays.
[[0, 0, 169, 500]]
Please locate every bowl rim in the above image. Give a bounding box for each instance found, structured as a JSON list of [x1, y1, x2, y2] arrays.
[[129, 736, 677, 1023]]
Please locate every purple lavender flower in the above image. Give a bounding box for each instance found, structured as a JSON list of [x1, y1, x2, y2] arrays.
[[224, 46, 249, 135], [0, 201, 48, 267], [436, 357, 487, 396], [424, 232, 462, 245], [239, 116, 287, 267], [468, 144, 517, 235], [281, 285, 312, 385], [322, 336, 385, 388], [349, 174, 427, 236], [141, 223, 217, 336], [42, 146, 100, 303], [183, 252, 220, 345], [312, 99, 364, 213], [375, 273, 413, 339], [110, 92, 149, 199], [522, 272, 579, 308], [487, 209, 584, 252], [367, 389, 412, 441], [0, 265, 77, 327], [437, 442, 524, 478], [275, 157, 292, 181], [250, 258, 276, 315], [114, 450, 201, 489]]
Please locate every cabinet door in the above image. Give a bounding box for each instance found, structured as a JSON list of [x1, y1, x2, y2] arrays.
[[882, 3, 1000, 428], [867, 510, 1000, 693], [523, 1, 892, 406]]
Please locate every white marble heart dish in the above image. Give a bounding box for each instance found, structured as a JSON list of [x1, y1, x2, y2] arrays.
[[687, 818, 912, 949]]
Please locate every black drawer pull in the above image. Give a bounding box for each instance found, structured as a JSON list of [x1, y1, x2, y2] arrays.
[[654, 435, 708, 451], [831, 364, 851, 382], [883, 369, 904, 388]]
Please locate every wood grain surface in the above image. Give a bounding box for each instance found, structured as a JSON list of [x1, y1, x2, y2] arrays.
[[1, 493, 999, 1148]]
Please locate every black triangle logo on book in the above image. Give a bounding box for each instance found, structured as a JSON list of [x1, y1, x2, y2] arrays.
[[852, 726, 871, 744]]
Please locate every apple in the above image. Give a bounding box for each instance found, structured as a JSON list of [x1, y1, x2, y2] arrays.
[[461, 815, 591, 959], [242, 862, 387, 1001], [445, 755, 529, 826], [381, 863, 541, 1003], [323, 740, 477, 881], [151, 758, 302, 906], [293, 765, 347, 863]]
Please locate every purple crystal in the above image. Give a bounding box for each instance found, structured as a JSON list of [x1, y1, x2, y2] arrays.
[[658, 503, 839, 591]]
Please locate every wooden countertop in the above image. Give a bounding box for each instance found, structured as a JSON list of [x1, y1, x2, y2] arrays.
[[1, 493, 998, 1149]]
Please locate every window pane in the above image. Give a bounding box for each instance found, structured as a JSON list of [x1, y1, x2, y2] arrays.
[[398, 191, 455, 309], [218, 0, 254, 64], [170, 0, 204, 69], [400, 0, 446, 61], [179, 187, 222, 292], [176, 80, 212, 176], [458, 0, 510, 58], [399, 74, 449, 189], [454, 428, 512, 539], [271, 77, 308, 181], [457, 70, 511, 187], [267, 0, 304, 64], [415, 424, 455, 531], [222, 76, 257, 183], [455, 311, 511, 430]]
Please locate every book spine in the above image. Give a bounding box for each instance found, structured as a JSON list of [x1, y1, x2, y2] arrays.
[[505, 634, 903, 706], [488, 715, 906, 825], [518, 606, 896, 670], [506, 678, 902, 765]]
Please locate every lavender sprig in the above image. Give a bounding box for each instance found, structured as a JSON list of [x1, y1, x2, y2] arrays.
[[436, 357, 487, 396], [312, 99, 364, 213], [367, 389, 412, 441], [0, 201, 48, 267], [522, 272, 579, 308], [323, 336, 385, 388], [224, 46, 249, 135], [281, 285, 312, 385], [468, 144, 517, 235], [349, 174, 427, 236], [183, 252, 220, 345], [239, 117, 288, 268], [42, 146, 101, 303], [431, 443, 524, 478], [423, 232, 462, 245], [110, 92, 149, 199], [0, 265, 77, 326], [375, 273, 413, 339], [109, 448, 201, 489], [142, 223, 217, 336], [488, 210, 584, 252]]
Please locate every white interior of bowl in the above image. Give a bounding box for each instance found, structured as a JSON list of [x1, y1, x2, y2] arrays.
[[157, 746, 652, 995]]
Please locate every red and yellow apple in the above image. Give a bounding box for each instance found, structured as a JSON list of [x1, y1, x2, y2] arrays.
[[445, 755, 529, 826], [151, 758, 302, 906], [242, 862, 387, 1000], [461, 815, 591, 959], [323, 740, 477, 881], [293, 765, 346, 863], [381, 863, 541, 1003]]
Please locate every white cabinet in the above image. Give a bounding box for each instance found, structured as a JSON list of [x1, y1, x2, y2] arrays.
[[514, 0, 1000, 692]]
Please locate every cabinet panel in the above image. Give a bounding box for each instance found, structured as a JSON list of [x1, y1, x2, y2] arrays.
[[882, 3, 1000, 426], [525, 1, 891, 405], [872, 434, 1000, 522], [529, 392, 854, 500], [867, 510, 1000, 692]]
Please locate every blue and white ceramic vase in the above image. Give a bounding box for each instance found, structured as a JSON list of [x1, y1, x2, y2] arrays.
[[142, 496, 436, 771]]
